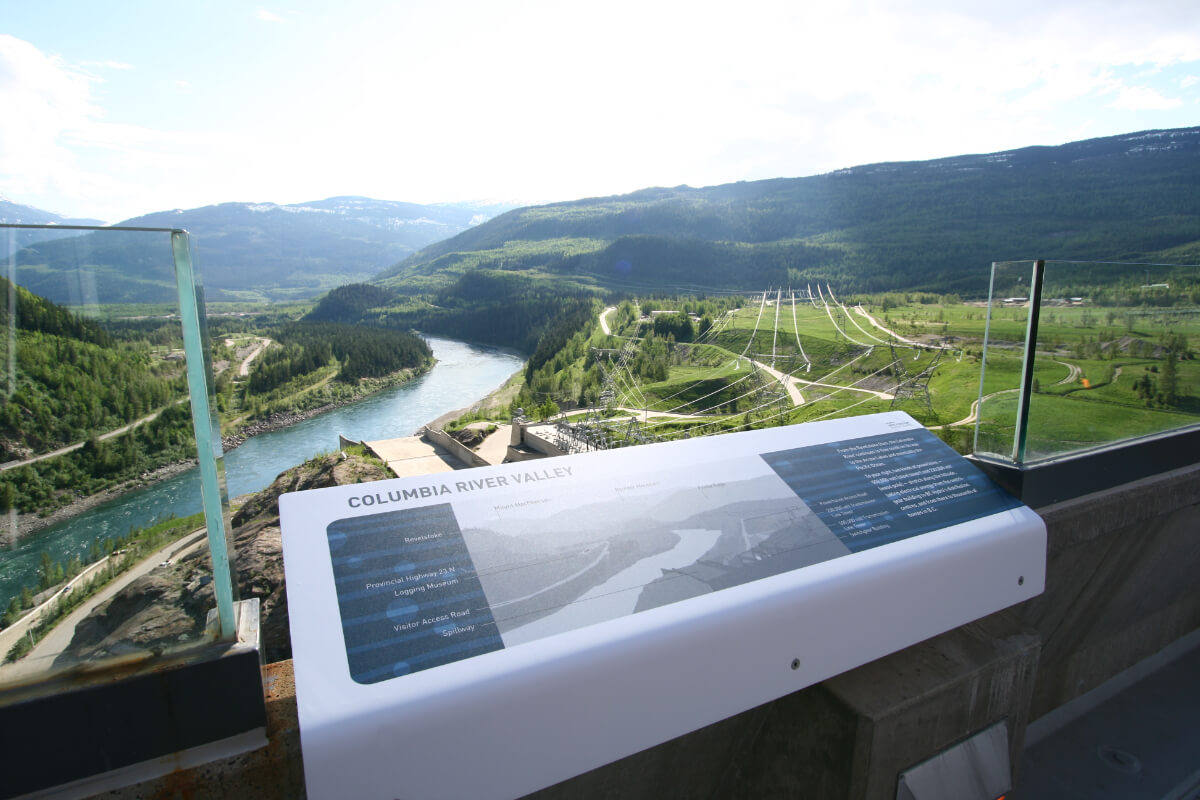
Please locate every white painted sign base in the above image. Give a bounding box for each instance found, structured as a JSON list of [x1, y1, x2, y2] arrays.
[[281, 412, 1045, 800]]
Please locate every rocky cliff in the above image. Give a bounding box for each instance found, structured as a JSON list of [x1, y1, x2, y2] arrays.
[[55, 451, 392, 666]]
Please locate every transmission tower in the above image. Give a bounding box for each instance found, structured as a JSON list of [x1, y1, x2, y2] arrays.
[[745, 361, 788, 424], [888, 345, 943, 414], [591, 339, 643, 411]]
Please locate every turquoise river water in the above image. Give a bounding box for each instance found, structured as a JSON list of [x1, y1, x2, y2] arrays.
[[0, 336, 524, 604]]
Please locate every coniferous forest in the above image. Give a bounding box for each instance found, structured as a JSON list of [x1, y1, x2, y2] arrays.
[[0, 280, 432, 517]]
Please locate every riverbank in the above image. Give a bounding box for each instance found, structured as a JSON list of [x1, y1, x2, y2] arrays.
[[2, 363, 436, 549], [222, 362, 435, 449], [2, 458, 198, 548], [420, 367, 523, 432]]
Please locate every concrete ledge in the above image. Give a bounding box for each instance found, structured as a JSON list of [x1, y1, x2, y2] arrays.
[[99, 615, 1036, 800], [4, 600, 267, 800], [361, 435, 466, 476], [83, 660, 305, 800], [505, 444, 547, 462]]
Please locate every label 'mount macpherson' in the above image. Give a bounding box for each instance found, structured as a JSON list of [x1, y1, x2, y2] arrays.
[[280, 411, 1045, 800]]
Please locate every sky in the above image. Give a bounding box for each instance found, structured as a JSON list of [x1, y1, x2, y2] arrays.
[[1, 0, 1198, 223]]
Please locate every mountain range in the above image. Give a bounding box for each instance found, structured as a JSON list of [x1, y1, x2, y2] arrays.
[[0, 196, 105, 247], [377, 126, 1200, 297], [5, 126, 1199, 305], [1, 196, 514, 303]]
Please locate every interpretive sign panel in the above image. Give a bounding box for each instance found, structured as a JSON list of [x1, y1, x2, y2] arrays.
[[281, 411, 1045, 800]]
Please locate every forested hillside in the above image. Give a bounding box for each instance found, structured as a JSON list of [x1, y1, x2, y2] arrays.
[[0, 280, 186, 461], [376, 127, 1200, 298], [0, 280, 433, 517], [306, 276, 596, 354], [243, 322, 431, 394], [0, 282, 195, 514]]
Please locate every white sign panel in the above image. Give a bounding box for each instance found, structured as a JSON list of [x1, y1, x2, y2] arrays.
[[281, 411, 1045, 800]]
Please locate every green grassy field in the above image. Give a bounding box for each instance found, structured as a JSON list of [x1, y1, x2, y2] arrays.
[[501, 284, 1199, 458], [578, 290, 1200, 457]]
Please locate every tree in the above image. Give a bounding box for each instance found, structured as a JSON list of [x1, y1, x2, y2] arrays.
[[3, 596, 20, 627], [1162, 351, 1178, 406], [38, 551, 54, 591]]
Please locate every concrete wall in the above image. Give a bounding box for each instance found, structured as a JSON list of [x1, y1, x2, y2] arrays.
[[520, 427, 567, 458], [505, 445, 549, 462], [1010, 461, 1200, 719], [529, 614, 1040, 800], [421, 426, 491, 469]]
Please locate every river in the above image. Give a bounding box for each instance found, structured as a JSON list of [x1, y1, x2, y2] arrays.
[[0, 337, 524, 604], [502, 528, 723, 646]]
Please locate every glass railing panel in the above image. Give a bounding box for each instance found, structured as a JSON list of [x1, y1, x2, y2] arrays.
[[1021, 260, 1200, 463], [973, 261, 1036, 461], [0, 224, 232, 688]]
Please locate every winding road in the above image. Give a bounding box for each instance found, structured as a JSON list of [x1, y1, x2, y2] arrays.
[[599, 307, 617, 336], [0, 529, 208, 681], [1053, 359, 1083, 386], [0, 401, 184, 473], [0, 337, 274, 474], [928, 388, 1019, 430], [238, 337, 272, 377]]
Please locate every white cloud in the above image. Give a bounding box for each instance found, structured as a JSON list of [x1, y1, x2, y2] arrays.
[[1183, 75, 1200, 88], [80, 60, 134, 71], [0, 35, 99, 195], [1109, 85, 1184, 110], [202, 1, 1200, 209], [5, 2, 1200, 221], [0, 35, 224, 220]]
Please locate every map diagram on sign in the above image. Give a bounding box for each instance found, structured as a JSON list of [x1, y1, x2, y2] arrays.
[[320, 426, 1022, 684]]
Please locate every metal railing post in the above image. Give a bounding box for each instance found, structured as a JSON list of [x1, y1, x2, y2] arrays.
[[1012, 260, 1046, 464]]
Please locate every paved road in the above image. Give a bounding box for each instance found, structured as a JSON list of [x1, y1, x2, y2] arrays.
[[0, 530, 208, 681], [592, 297, 895, 411], [0, 401, 181, 472], [0, 554, 115, 658], [474, 424, 513, 465]]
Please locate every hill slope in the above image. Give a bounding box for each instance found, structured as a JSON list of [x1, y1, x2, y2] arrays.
[[376, 127, 1200, 297], [5, 196, 514, 304], [0, 196, 105, 247]]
